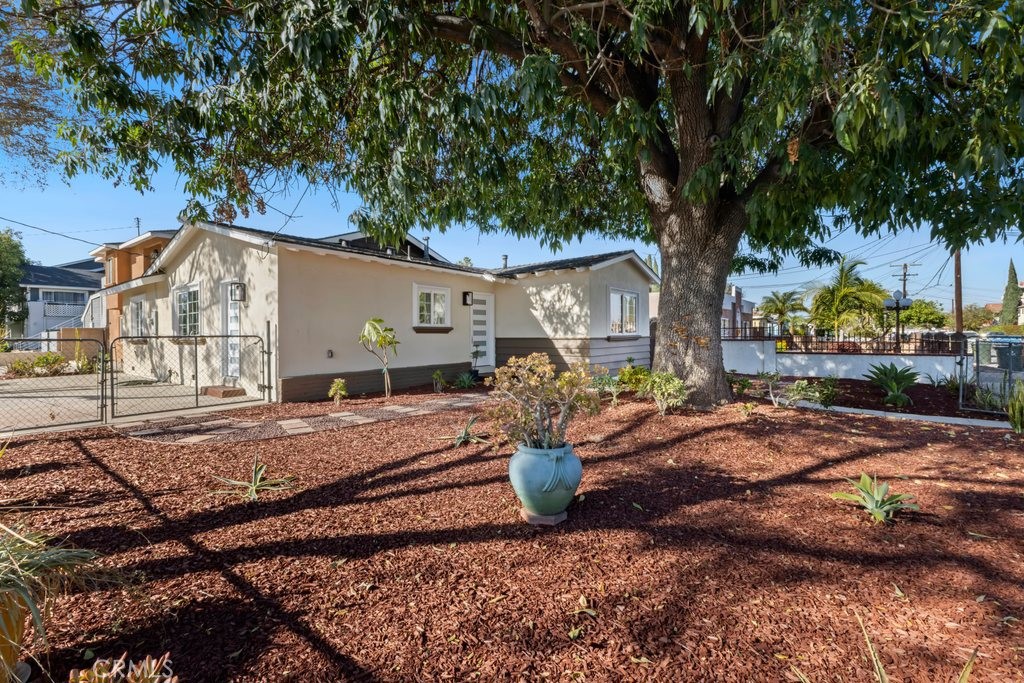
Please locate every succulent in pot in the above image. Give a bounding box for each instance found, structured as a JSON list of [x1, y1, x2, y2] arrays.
[[486, 353, 603, 521]]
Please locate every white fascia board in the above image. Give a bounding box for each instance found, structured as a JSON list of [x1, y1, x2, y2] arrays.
[[587, 252, 661, 284], [99, 274, 167, 295], [281, 243, 490, 280]]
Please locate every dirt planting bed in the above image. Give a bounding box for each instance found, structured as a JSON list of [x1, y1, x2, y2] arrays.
[[3, 398, 1022, 681]]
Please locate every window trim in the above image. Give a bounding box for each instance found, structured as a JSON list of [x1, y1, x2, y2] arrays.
[[173, 284, 201, 336], [412, 283, 452, 329], [608, 287, 640, 337], [128, 298, 146, 336]]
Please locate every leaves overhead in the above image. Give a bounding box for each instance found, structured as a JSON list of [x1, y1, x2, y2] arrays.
[[14, 0, 1024, 258]]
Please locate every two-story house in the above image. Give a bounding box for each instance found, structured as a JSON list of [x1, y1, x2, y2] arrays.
[[10, 265, 104, 339]]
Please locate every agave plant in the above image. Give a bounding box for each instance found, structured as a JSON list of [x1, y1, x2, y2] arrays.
[[0, 523, 97, 683], [831, 473, 919, 524], [449, 417, 490, 447], [212, 455, 296, 502], [863, 363, 919, 408]]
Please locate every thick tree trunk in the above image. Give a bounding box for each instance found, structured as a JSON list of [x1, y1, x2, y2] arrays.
[[653, 204, 745, 408]]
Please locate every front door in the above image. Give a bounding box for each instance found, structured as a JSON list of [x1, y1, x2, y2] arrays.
[[470, 293, 495, 370], [222, 285, 241, 379]]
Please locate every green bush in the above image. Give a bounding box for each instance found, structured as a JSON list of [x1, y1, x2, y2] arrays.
[[727, 372, 753, 398], [453, 371, 478, 389], [328, 378, 348, 405], [783, 379, 818, 406], [32, 352, 69, 376], [815, 376, 840, 409], [864, 363, 918, 408], [591, 374, 623, 405], [617, 364, 651, 392], [7, 359, 34, 377], [1007, 380, 1024, 434], [639, 372, 690, 416], [756, 371, 783, 407], [431, 369, 447, 393]]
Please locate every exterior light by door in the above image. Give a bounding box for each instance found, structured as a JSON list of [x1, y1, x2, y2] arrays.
[[229, 282, 247, 302], [462, 291, 474, 306]]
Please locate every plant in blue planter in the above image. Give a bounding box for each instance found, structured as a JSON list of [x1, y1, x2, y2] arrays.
[[486, 353, 603, 523]]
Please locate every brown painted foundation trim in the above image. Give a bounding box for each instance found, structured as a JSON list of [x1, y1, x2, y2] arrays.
[[279, 361, 470, 402], [412, 326, 453, 334]]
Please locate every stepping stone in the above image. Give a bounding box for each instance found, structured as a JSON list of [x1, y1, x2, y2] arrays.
[[344, 416, 376, 425], [381, 405, 417, 413], [209, 428, 238, 435], [178, 434, 216, 444], [283, 426, 314, 435], [329, 412, 356, 418], [406, 409, 434, 416], [128, 429, 163, 437], [201, 419, 233, 427], [167, 424, 201, 432], [276, 419, 308, 427], [231, 421, 262, 429]]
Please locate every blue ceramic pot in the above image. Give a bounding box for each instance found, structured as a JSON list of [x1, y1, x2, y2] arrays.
[[508, 443, 582, 516]]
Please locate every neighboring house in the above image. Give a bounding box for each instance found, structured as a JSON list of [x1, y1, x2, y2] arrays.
[[96, 221, 659, 401], [83, 231, 177, 338], [9, 265, 103, 339], [649, 284, 755, 337]]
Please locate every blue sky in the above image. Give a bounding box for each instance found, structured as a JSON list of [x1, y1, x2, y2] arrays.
[[1, 166, 1020, 308]]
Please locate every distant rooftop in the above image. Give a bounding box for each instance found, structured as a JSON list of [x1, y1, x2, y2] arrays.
[[19, 264, 104, 290]]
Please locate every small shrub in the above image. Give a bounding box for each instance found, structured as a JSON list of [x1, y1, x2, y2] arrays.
[[592, 374, 623, 405], [756, 371, 783, 407], [831, 473, 919, 524], [69, 653, 177, 683], [864, 363, 918, 408], [212, 455, 296, 502], [33, 351, 70, 376], [328, 378, 348, 405], [431, 369, 446, 393], [783, 379, 818, 407], [815, 375, 840, 409], [8, 359, 33, 377], [727, 372, 752, 398], [639, 372, 690, 416], [359, 318, 399, 398], [453, 371, 478, 389], [737, 402, 757, 418], [617, 364, 651, 392], [1007, 380, 1024, 434]]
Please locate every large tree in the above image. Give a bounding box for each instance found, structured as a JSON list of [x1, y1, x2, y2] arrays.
[[999, 259, 1022, 326], [24, 0, 1024, 404], [900, 298, 947, 329], [0, 229, 28, 331]]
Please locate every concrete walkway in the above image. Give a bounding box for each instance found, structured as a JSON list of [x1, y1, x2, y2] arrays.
[[112, 394, 489, 444]]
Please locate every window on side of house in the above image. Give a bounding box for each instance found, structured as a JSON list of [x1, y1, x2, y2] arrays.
[[174, 285, 200, 336], [609, 289, 639, 335], [41, 291, 86, 304], [414, 284, 451, 327], [129, 299, 146, 336]]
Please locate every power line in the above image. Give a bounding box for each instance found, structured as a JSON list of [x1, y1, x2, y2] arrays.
[[0, 215, 153, 258]]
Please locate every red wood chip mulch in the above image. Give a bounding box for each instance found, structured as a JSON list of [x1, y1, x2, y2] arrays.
[[3, 398, 1022, 682]]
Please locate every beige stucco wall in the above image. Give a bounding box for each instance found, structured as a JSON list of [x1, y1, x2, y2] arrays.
[[276, 248, 495, 378], [113, 228, 278, 398], [588, 259, 652, 338], [493, 270, 591, 339]]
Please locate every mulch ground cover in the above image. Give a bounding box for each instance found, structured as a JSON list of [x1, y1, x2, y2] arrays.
[[3, 397, 1022, 681]]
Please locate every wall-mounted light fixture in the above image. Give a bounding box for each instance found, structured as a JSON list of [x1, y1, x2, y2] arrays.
[[229, 282, 247, 302], [327, 349, 334, 358], [462, 291, 474, 306]]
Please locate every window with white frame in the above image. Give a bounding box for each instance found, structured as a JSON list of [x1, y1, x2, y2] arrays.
[[129, 299, 146, 336], [414, 284, 450, 327], [174, 285, 200, 336], [609, 289, 639, 335], [41, 290, 86, 304]]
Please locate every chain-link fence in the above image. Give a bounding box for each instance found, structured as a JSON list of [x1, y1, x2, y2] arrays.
[[960, 338, 1023, 415], [0, 337, 106, 433], [110, 335, 266, 418]]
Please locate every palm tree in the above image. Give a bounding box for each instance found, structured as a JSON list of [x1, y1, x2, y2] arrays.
[[759, 290, 807, 334], [809, 257, 886, 337]]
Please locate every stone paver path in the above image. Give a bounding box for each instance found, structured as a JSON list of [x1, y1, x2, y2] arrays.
[[112, 394, 489, 444]]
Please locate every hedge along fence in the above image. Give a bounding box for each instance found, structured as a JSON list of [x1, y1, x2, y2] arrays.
[[722, 339, 971, 383]]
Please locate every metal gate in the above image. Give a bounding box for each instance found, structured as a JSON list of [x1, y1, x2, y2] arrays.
[[0, 337, 106, 433], [960, 337, 1023, 415], [109, 335, 267, 418]]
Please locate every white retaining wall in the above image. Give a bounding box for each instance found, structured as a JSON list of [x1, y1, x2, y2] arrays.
[[722, 340, 970, 382]]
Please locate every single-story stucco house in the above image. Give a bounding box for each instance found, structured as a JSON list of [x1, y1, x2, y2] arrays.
[[94, 221, 659, 402]]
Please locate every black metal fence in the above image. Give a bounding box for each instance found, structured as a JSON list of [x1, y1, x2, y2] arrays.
[[0, 337, 106, 432], [720, 327, 965, 356], [0, 334, 269, 432], [110, 335, 267, 418]]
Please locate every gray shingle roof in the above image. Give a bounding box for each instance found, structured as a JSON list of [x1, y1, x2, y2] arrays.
[[489, 251, 635, 276], [19, 264, 104, 290]]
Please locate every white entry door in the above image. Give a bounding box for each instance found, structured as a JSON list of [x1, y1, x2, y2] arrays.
[[470, 293, 495, 370], [222, 285, 241, 379]]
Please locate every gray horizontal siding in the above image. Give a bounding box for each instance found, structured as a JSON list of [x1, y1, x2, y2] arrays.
[[279, 361, 470, 402], [495, 337, 650, 372]]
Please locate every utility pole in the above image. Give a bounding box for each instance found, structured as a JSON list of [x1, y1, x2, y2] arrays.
[[134, 217, 141, 236], [953, 249, 963, 334]]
